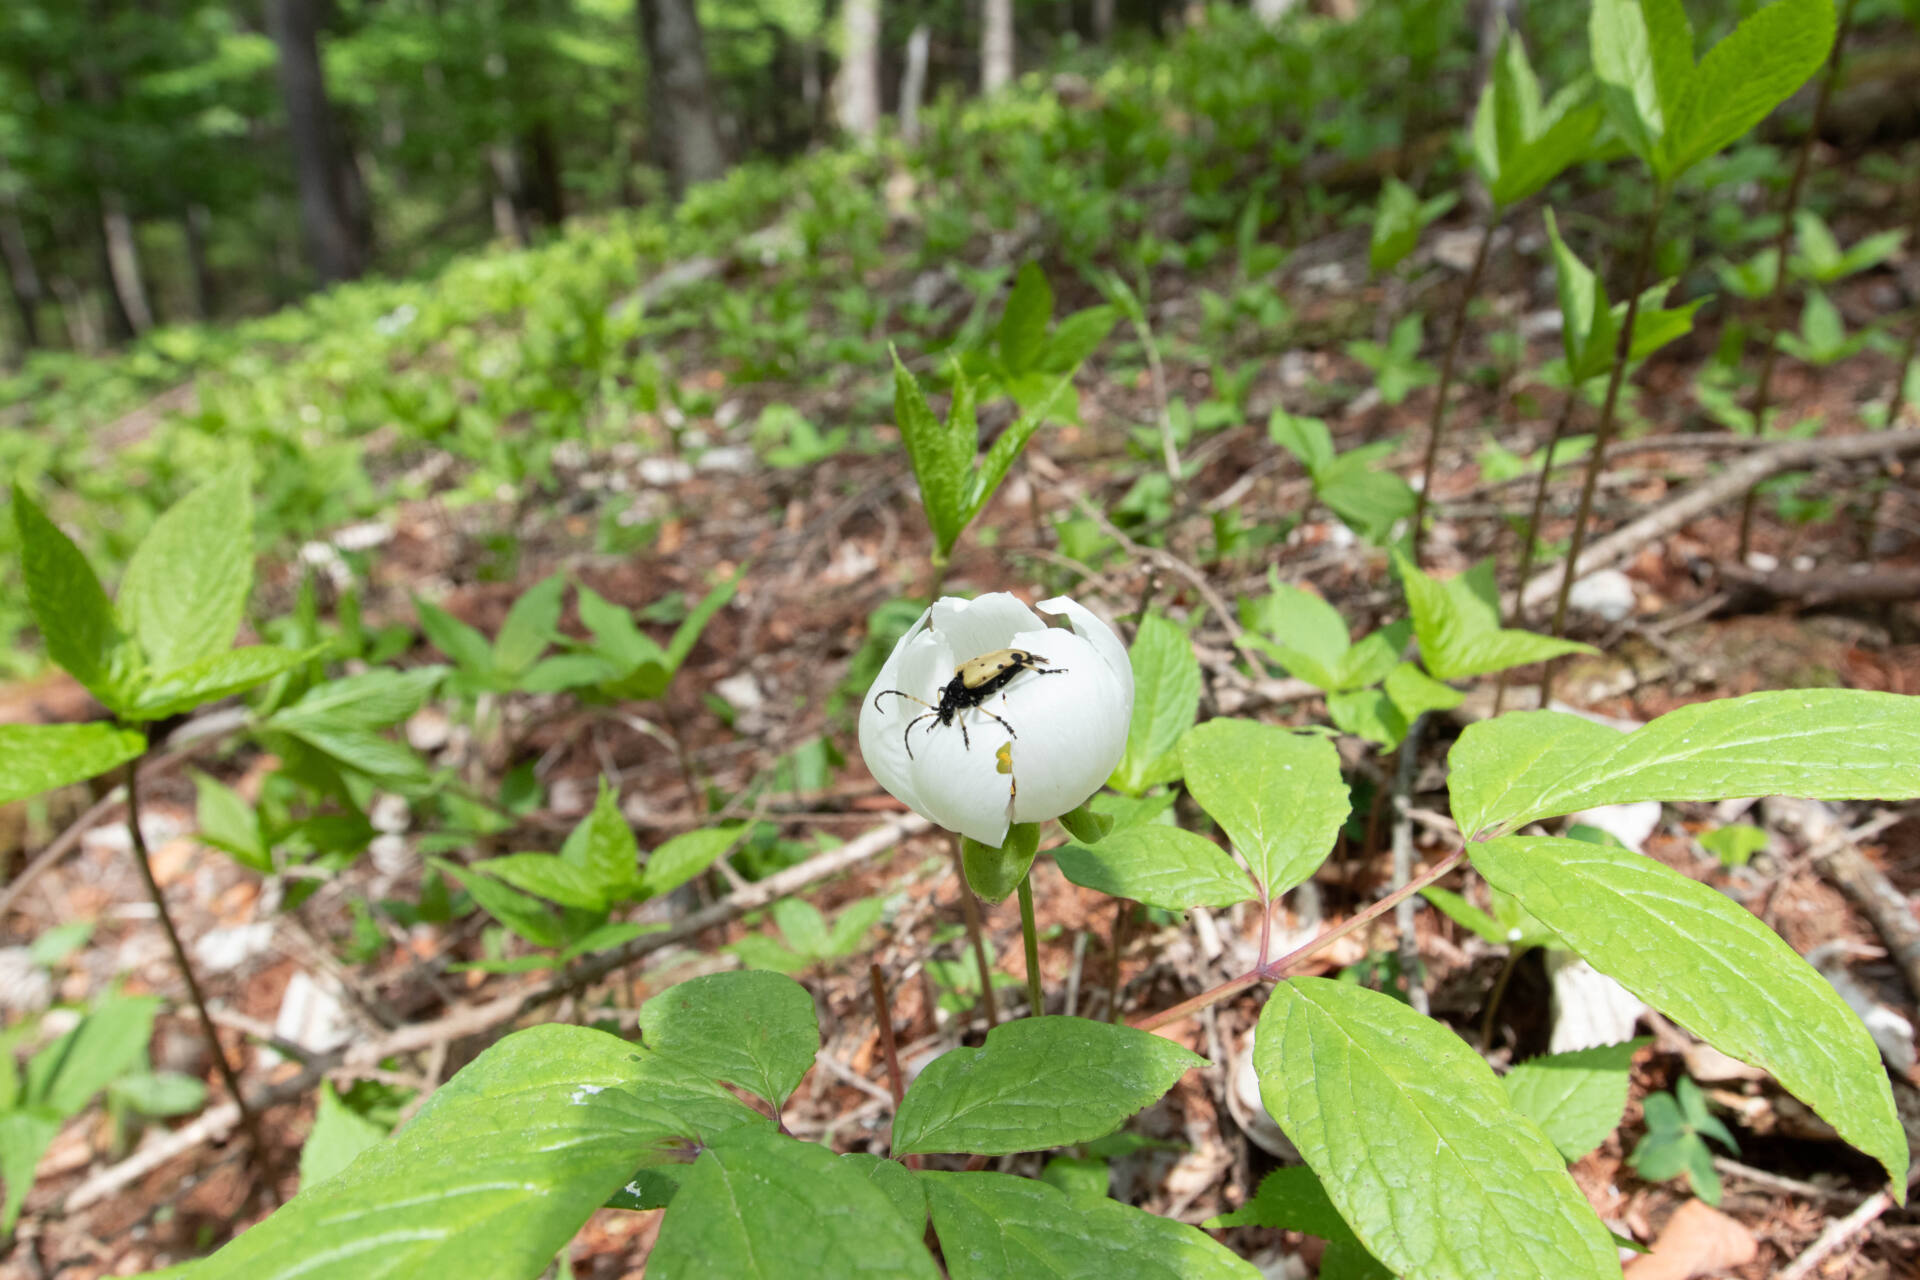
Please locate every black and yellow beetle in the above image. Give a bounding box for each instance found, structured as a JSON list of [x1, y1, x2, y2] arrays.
[[873, 648, 1065, 759]]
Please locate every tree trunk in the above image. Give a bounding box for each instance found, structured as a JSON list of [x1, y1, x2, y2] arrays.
[[487, 144, 532, 246], [266, 0, 365, 283], [636, 0, 729, 195], [836, 0, 882, 141], [49, 274, 101, 354], [900, 23, 930, 143], [100, 190, 154, 337], [1092, 0, 1114, 41], [0, 182, 44, 348], [524, 120, 566, 226], [182, 203, 217, 320], [982, 0, 1014, 94]]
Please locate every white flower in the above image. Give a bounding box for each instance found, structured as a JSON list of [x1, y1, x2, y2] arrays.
[[859, 593, 1133, 846]]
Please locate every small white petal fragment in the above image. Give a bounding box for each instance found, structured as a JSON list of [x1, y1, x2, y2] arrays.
[[859, 592, 1134, 846]]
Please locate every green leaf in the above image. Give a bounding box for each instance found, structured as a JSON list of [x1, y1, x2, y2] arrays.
[[892, 1016, 1204, 1156], [1328, 688, 1409, 749], [299, 1081, 389, 1189], [892, 350, 968, 557], [0, 1109, 60, 1234], [27, 994, 159, 1115], [0, 723, 145, 806], [1052, 825, 1255, 911], [1504, 1039, 1649, 1161], [432, 857, 564, 948], [1039, 1155, 1110, 1202], [1492, 102, 1605, 208], [1369, 177, 1426, 275], [1544, 208, 1615, 377], [183, 1025, 761, 1280], [1419, 886, 1511, 946], [12, 485, 131, 705], [471, 854, 613, 911], [1041, 304, 1118, 374], [1241, 577, 1350, 676], [270, 666, 446, 731], [577, 584, 668, 670], [1316, 451, 1418, 542], [824, 896, 886, 956], [839, 1151, 927, 1232], [1398, 554, 1594, 680], [107, 1070, 207, 1118], [1332, 622, 1409, 692], [1384, 662, 1463, 719], [643, 825, 744, 898], [1699, 823, 1769, 867], [563, 781, 643, 897], [1205, 1167, 1391, 1279], [921, 1171, 1259, 1280], [414, 596, 495, 676], [118, 463, 254, 675], [1268, 409, 1336, 475], [1449, 689, 1920, 838], [997, 262, 1054, 375], [193, 771, 270, 872], [964, 373, 1075, 527], [1255, 979, 1621, 1280], [558, 921, 664, 961], [961, 823, 1041, 904], [664, 567, 745, 676], [126, 645, 310, 720], [650, 1129, 937, 1279], [641, 971, 819, 1109], [280, 723, 430, 790], [1590, 0, 1691, 170], [770, 898, 831, 956], [1109, 614, 1201, 794], [1473, 835, 1906, 1192], [1666, 0, 1836, 178], [27, 921, 92, 968], [648, 1128, 940, 1280], [1180, 720, 1347, 901], [490, 575, 565, 677]]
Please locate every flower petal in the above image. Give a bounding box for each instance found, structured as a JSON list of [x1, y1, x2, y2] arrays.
[[927, 593, 1045, 663], [907, 705, 1016, 846], [997, 628, 1132, 822], [857, 606, 948, 822], [1038, 596, 1133, 699]]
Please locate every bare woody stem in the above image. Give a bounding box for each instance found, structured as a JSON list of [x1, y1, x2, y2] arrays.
[[1496, 389, 1581, 716], [1542, 184, 1669, 707], [1410, 204, 1501, 563], [1131, 847, 1469, 1034], [948, 838, 999, 1028], [123, 754, 269, 1174], [1016, 874, 1043, 1016], [1736, 0, 1857, 561], [867, 961, 921, 1170]]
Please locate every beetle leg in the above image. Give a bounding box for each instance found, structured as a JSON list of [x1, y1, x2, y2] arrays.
[[980, 706, 1018, 740]]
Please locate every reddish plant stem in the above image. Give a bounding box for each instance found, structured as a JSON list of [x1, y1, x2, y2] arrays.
[[949, 839, 999, 1028], [1736, 0, 1857, 560], [1496, 390, 1580, 716], [1541, 186, 1668, 707], [869, 961, 920, 1169], [125, 755, 270, 1182], [1131, 848, 1468, 1034], [1411, 205, 1501, 563]]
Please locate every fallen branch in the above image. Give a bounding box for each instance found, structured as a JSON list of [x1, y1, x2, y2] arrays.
[[1776, 1188, 1893, 1280], [1818, 841, 1920, 1006], [1518, 428, 1920, 615]]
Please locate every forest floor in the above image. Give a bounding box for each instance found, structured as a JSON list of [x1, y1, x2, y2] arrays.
[[7, 163, 1920, 1278]]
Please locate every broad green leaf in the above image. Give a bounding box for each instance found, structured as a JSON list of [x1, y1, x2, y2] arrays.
[[1590, 0, 1691, 169], [1205, 1167, 1391, 1280], [281, 723, 430, 790], [1316, 452, 1418, 543], [961, 822, 1040, 904], [558, 921, 664, 961], [1473, 836, 1906, 1191], [1240, 577, 1350, 674], [664, 566, 745, 674], [108, 1070, 206, 1117], [641, 971, 818, 1108], [577, 584, 668, 670], [997, 262, 1054, 374], [0, 1109, 60, 1233], [118, 464, 254, 675], [562, 781, 643, 897], [518, 653, 622, 693], [1331, 622, 1409, 692], [27, 921, 92, 968], [414, 597, 494, 676], [183, 1025, 760, 1280], [1667, 0, 1836, 178], [270, 666, 446, 732], [921, 1171, 1258, 1280], [1544, 208, 1614, 376], [1328, 687, 1408, 748], [1041, 304, 1117, 374], [193, 771, 270, 872], [1384, 662, 1463, 719], [1039, 1155, 1109, 1202], [1419, 886, 1510, 946], [1700, 823, 1769, 867], [643, 825, 744, 898], [965, 373, 1074, 526], [1491, 102, 1605, 208], [126, 645, 310, 720], [892, 1017, 1204, 1156], [432, 858, 564, 948], [1369, 178, 1425, 275], [771, 898, 830, 956], [1449, 689, 1920, 838], [1267, 409, 1336, 475], [0, 723, 145, 806], [12, 485, 130, 704], [490, 575, 565, 676], [824, 896, 886, 956], [1239, 636, 1338, 692], [1504, 1039, 1649, 1161], [1398, 554, 1593, 680], [26, 994, 159, 1115], [649, 1128, 937, 1280], [838, 1151, 928, 1233], [892, 350, 968, 556], [1180, 720, 1347, 901], [1256, 979, 1621, 1280], [299, 1081, 389, 1189], [1109, 614, 1201, 794], [1052, 826, 1255, 911], [472, 854, 613, 911]]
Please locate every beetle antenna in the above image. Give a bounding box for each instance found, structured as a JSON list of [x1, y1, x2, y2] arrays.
[[874, 688, 933, 714], [901, 711, 936, 761]]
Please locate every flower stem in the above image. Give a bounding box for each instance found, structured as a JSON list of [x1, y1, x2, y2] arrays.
[[868, 961, 921, 1170], [948, 837, 999, 1028], [124, 754, 270, 1182], [1131, 848, 1467, 1034], [1496, 388, 1580, 716], [1016, 874, 1043, 1016]]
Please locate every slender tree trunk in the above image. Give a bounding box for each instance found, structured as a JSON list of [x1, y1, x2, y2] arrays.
[[636, 0, 729, 195], [1092, 0, 1114, 42], [982, 0, 1014, 93], [900, 23, 931, 143], [99, 192, 154, 337], [524, 120, 565, 226], [836, 0, 882, 140], [0, 189, 44, 349], [50, 274, 101, 353], [182, 203, 217, 320], [487, 145, 531, 246], [266, 0, 365, 283]]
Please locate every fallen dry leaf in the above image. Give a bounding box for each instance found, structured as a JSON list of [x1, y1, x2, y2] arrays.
[[1625, 1199, 1757, 1280]]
